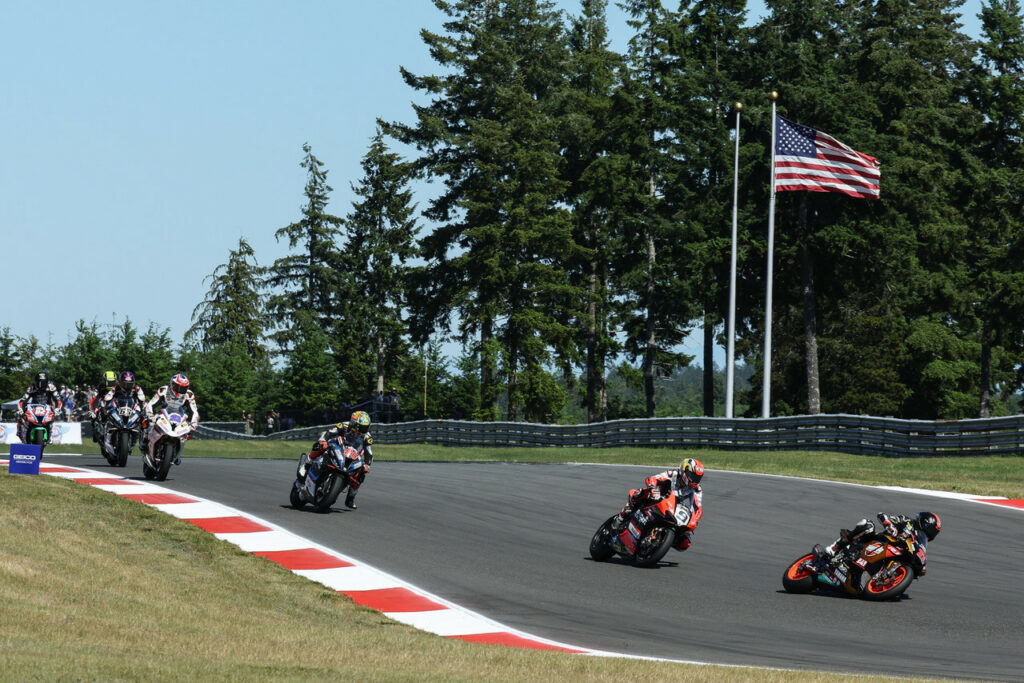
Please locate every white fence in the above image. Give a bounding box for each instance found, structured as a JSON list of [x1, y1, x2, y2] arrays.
[[194, 414, 1024, 457]]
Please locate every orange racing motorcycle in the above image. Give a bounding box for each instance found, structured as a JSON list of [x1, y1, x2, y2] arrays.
[[589, 486, 699, 567], [783, 513, 936, 600]]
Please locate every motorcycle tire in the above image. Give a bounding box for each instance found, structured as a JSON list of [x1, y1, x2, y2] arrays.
[[289, 482, 304, 508], [782, 553, 819, 594], [313, 474, 345, 513], [155, 443, 175, 481], [101, 440, 117, 466], [142, 457, 156, 480], [31, 429, 46, 446], [589, 516, 618, 562], [861, 560, 914, 601], [634, 526, 676, 567], [115, 431, 130, 468]]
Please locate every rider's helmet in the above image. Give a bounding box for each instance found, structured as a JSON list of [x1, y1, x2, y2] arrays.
[[350, 410, 371, 433], [102, 370, 117, 390], [677, 458, 704, 488], [118, 371, 136, 394], [170, 373, 190, 398], [34, 371, 50, 391], [914, 511, 942, 541]]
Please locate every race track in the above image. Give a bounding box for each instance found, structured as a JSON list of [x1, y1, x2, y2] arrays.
[[47, 455, 1024, 680]]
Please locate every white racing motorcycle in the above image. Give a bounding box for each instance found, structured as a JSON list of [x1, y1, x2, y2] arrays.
[[142, 408, 193, 481]]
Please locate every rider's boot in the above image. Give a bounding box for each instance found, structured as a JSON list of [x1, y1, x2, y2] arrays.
[[297, 452, 309, 479], [345, 488, 358, 509]]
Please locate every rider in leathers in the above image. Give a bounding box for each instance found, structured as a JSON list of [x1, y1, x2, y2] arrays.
[[96, 371, 147, 442], [16, 371, 62, 443], [298, 410, 374, 509], [142, 373, 199, 464], [824, 511, 942, 560], [614, 458, 705, 551]]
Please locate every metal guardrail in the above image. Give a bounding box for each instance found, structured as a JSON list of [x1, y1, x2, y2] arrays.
[[194, 414, 1024, 457]]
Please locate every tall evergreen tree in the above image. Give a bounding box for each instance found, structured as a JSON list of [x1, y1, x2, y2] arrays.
[[186, 237, 268, 367], [391, 0, 583, 421], [344, 128, 419, 396], [267, 144, 347, 354]]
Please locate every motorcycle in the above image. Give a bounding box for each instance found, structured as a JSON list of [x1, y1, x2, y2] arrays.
[[782, 513, 929, 601], [19, 403, 56, 451], [589, 486, 698, 567], [99, 396, 142, 468], [142, 408, 193, 481], [289, 436, 367, 513]]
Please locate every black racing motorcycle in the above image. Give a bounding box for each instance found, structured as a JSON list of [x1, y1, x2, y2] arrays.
[[98, 395, 142, 467], [289, 437, 367, 513]]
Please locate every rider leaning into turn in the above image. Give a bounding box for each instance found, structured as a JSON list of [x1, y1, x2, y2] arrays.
[[615, 457, 705, 551], [142, 373, 199, 463], [300, 410, 375, 509], [824, 511, 942, 559]]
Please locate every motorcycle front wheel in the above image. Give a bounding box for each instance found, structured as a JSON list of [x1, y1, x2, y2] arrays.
[[861, 560, 914, 601], [155, 442, 176, 481], [313, 474, 345, 513], [589, 516, 618, 562], [634, 526, 676, 567], [115, 430, 131, 467], [782, 553, 819, 593], [289, 482, 305, 508]]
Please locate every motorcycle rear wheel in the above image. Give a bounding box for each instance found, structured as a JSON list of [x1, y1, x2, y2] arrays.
[[589, 516, 617, 562], [782, 553, 819, 593], [861, 561, 914, 601], [634, 526, 676, 567]]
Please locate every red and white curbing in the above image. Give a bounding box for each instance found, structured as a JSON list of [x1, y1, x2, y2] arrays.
[[1, 460, 605, 655]]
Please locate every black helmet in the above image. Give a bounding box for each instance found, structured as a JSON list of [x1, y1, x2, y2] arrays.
[[915, 512, 942, 541], [34, 371, 49, 390], [119, 371, 136, 394]]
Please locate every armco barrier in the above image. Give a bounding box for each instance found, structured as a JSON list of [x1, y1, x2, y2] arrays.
[[194, 414, 1024, 457]]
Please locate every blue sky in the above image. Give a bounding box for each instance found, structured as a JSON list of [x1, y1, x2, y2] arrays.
[[2, 0, 984, 362]]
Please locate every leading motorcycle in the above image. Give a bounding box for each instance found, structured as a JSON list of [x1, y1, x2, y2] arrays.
[[782, 513, 929, 601], [142, 407, 193, 481], [589, 487, 698, 567], [99, 395, 142, 468], [19, 403, 56, 452], [289, 437, 367, 513]]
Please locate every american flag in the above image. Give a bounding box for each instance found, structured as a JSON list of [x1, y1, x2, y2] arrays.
[[774, 115, 880, 199]]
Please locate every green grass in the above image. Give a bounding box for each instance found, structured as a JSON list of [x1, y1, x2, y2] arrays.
[[44, 440, 1024, 499], [0, 471, 922, 682]]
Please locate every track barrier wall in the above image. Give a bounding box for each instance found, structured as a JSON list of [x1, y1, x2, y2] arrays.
[[194, 414, 1024, 457]]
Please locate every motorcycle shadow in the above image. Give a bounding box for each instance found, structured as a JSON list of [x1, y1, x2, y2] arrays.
[[585, 556, 680, 569], [776, 589, 912, 602], [280, 504, 352, 515]]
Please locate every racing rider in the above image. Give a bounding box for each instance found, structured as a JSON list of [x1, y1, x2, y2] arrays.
[[824, 511, 942, 559], [90, 370, 118, 442], [96, 371, 147, 427], [298, 410, 375, 509], [614, 458, 704, 551], [142, 373, 199, 464], [16, 371, 62, 442]]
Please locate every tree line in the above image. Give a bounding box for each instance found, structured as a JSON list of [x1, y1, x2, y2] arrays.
[[5, 0, 1022, 423]]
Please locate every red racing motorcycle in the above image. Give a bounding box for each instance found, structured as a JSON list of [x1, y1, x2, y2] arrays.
[[589, 487, 699, 567]]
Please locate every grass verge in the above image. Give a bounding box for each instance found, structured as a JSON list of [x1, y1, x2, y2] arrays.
[[0, 471, 907, 681], [43, 440, 1024, 499]]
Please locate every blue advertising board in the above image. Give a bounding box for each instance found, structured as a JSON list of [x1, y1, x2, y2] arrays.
[[9, 444, 42, 475]]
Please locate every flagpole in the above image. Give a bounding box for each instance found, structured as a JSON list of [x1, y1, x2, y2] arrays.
[[762, 92, 778, 419], [725, 102, 741, 419]]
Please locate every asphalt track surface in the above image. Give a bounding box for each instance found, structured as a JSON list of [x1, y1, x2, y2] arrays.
[[48, 454, 1024, 680]]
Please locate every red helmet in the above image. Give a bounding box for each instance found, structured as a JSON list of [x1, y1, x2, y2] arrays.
[[170, 373, 190, 398]]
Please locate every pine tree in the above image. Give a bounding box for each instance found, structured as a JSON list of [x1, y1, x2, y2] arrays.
[[267, 144, 347, 353], [343, 128, 418, 396], [186, 237, 268, 367]]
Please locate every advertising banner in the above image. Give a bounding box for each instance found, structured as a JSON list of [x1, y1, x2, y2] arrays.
[[9, 444, 42, 474], [0, 422, 82, 445]]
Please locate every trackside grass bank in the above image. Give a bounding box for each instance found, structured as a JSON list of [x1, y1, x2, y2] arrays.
[[0, 472, 923, 682], [46, 440, 1024, 499]]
